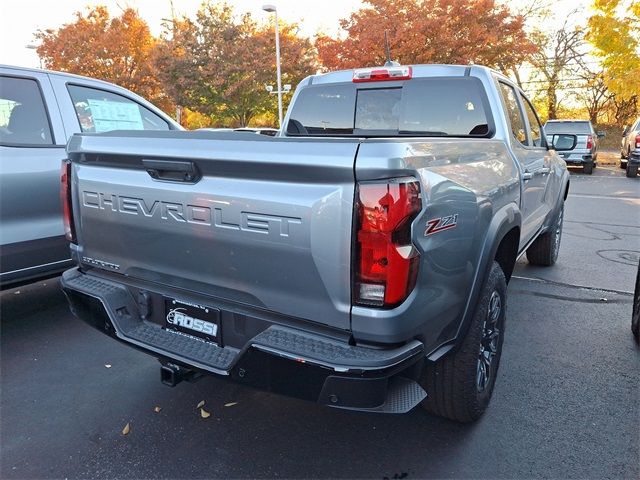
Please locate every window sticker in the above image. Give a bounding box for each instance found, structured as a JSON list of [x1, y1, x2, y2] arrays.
[[87, 99, 144, 132]]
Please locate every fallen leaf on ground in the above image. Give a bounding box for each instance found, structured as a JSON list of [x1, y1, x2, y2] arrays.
[[200, 408, 211, 419], [154, 406, 162, 413], [196, 400, 205, 409], [122, 423, 130, 435], [224, 402, 238, 407], [104, 364, 112, 368]]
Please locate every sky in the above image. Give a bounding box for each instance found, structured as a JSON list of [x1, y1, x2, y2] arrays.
[[1, 0, 593, 69]]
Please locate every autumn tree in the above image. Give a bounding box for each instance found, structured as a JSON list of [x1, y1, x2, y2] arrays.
[[154, 2, 316, 127], [586, 0, 639, 124], [528, 18, 586, 120], [574, 68, 612, 124], [315, 0, 536, 72], [35, 7, 171, 111]]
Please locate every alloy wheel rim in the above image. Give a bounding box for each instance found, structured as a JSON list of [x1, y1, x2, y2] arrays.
[[553, 208, 564, 256], [477, 291, 501, 393]]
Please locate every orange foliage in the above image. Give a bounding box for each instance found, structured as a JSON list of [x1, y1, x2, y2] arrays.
[[35, 7, 172, 112], [316, 0, 536, 71]]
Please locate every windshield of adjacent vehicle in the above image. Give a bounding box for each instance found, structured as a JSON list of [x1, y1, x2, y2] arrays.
[[286, 77, 492, 137], [544, 121, 591, 134]]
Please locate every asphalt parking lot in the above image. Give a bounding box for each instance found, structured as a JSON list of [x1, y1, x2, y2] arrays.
[[1, 165, 638, 479]]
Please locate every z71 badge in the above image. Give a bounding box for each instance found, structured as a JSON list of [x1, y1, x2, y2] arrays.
[[425, 214, 458, 236]]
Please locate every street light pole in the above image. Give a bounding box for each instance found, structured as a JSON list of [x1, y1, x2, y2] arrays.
[[262, 4, 283, 128], [25, 44, 42, 69]]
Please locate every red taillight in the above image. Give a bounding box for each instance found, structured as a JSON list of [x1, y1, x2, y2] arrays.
[[635, 134, 640, 148], [60, 160, 76, 243], [586, 135, 593, 150], [354, 178, 422, 308], [353, 66, 412, 83]]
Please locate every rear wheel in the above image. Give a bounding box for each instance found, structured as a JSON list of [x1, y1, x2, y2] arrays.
[[621, 148, 630, 168], [526, 202, 564, 266], [627, 163, 638, 178], [421, 261, 507, 423]]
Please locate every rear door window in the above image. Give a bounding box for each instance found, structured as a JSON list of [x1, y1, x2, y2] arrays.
[[521, 95, 545, 147], [0, 76, 54, 146], [287, 77, 492, 137], [498, 82, 527, 146], [67, 84, 170, 133]]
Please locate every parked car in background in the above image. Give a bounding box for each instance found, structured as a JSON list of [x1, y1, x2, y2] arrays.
[[234, 127, 278, 136], [0, 65, 181, 288], [544, 120, 604, 174], [620, 117, 640, 178], [199, 127, 279, 136]]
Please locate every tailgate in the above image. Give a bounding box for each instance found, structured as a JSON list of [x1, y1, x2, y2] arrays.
[[67, 132, 358, 330]]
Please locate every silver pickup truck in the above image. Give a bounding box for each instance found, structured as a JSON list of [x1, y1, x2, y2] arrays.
[[61, 64, 569, 422], [0, 65, 180, 288]]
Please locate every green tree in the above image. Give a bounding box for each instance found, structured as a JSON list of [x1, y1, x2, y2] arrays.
[[154, 2, 316, 127], [586, 0, 639, 122]]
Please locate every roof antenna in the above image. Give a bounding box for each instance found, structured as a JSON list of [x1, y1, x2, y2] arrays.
[[384, 31, 400, 66]]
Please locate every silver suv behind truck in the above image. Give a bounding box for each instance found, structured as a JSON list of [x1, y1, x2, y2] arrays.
[[544, 119, 604, 174], [621, 117, 640, 177], [0, 65, 180, 288], [61, 64, 569, 422]]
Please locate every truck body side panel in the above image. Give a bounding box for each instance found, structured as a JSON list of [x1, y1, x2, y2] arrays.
[[352, 139, 520, 351]]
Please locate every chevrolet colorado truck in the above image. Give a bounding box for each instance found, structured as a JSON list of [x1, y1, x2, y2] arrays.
[[61, 64, 569, 422]]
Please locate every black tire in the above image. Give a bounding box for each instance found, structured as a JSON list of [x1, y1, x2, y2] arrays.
[[421, 261, 507, 423], [626, 163, 638, 178], [621, 148, 630, 168], [526, 202, 564, 266], [583, 162, 593, 174]]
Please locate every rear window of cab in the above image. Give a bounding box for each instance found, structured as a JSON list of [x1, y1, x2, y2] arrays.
[[286, 77, 493, 138]]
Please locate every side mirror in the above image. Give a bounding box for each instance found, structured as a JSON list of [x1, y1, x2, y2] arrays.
[[597, 130, 606, 138], [622, 126, 630, 136], [551, 133, 577, 151]]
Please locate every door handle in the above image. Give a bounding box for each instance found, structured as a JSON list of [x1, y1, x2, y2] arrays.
[[523, 171, 533, 181], [540, 167, 551, 175], [142, 159, 200, 183]]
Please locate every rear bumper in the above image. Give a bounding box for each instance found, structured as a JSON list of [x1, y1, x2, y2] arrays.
[[560, 152, 594, 165], [61, 268, 427, 413]]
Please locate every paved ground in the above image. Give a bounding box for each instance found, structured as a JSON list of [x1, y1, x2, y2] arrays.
[[1, 166, 638, 479]]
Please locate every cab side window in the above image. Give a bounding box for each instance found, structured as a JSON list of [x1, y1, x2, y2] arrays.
[[499, 82, 527, 146], [521, 95, 545, 147], [0, 76, 54, 146], [67, 84, 170, 133]]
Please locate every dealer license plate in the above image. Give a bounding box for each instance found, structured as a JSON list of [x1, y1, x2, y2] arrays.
[[164, 298, 220, 344]]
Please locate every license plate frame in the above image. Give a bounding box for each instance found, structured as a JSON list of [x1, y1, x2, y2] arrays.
[[164, 298, 220, 344]]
